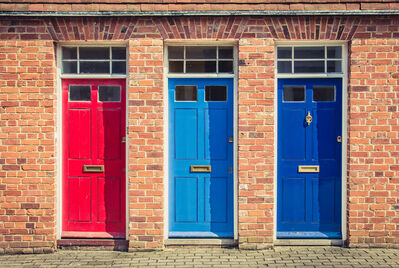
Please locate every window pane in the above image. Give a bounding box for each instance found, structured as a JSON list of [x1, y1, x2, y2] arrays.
[[62, 47, 77, 59], [205, 86, 227, 101], [313, 86, 335, 102], [186, 61, 216, 73], [294, 61, 324, 73], [327, 46, 342, 59], [283, 86, 305, 102], [277, 47, 292, 59], [99, 86, 121, 102], [219, 47, 233, 59], [80, 61, 110, 74], [218, 61, 233, 73], [112, 61, 126, 74], [294, 47, 324, 59], [112, 47, 126, 60], [169, 61, 184, 73], [69, 85, 91, 101], [79, 47, 109, 60], [327, 60, 342, 73], [186, 46, 216, 59], [168, 47, 184, 59], [175, 86, 197, 101], [278, 61, 292, 73], [62, 61, 77, 74]]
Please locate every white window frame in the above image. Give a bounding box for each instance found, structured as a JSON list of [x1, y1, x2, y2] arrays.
[[59, 43, 128, 79]]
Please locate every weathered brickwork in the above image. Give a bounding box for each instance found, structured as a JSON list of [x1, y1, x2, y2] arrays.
[[238, 38, 275, 249], [0, 40, 56, 254], [348, 38, 399, 248], [0, 14, 398, 253], [127, 39, 164, 250]]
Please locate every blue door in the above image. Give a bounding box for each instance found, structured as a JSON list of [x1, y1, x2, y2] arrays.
[[277, 78, 342, 238], [169, 78, 234, 237]]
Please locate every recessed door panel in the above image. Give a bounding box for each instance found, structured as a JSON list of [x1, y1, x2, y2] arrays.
[[277, 78, 342, 238], [204, 177, 228, 223], [169, 78, 233, 237], [282, 108, 306, 160], [97, 177, 121, 223], [98, 109, 121, 160], [312, 177, 336, 224], [175, 109, 198, 160], [175, 177, 198, 222], [68, 109, 91, 160], [68, 177, 91, 222], [205, 109, 227, 160], [62, 79, 126, 238], [281, 177, 306, 223], [312, 108, 337, 160]]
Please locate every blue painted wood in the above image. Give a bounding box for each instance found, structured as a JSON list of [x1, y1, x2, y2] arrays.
[[169, 78, 234, 237], [277, 78, 342, 238]]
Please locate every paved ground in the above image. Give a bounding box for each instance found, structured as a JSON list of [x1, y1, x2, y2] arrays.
[[0, 247, 399, 267]]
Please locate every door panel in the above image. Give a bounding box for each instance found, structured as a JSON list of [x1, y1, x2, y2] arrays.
[[281, 108, 306, 160], [68, 109, 91, 159], [204, 177, 228, 223], [169, 78, 233, 237], [204, 109, 228, 160], [175, 109, 198, 160], [97, 177, 121, 223], [97, 109, 122, 160], [67, 176, 91, 222], [175, 177, 199, 222], [277, 78, 342, 238], [62, 79, 126, 238]]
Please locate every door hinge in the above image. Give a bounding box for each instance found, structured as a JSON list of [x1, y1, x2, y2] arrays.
[[228, 168, 233, 174]]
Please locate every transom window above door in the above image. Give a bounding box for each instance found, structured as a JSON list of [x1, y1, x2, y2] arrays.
[[277, 46, 343, 74], [62, 46, 126, 75], [168, 46, 234, 74]]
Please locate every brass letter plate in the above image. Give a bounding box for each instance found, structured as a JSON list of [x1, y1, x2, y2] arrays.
[[83, 165, 104, 173], [298, 165, 319, 173], [190, 165, 212, 173]]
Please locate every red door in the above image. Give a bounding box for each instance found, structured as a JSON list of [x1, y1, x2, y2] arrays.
[[62, 79, 126, 238]]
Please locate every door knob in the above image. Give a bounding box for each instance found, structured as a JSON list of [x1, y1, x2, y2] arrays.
[[305, 112, 312, 126]]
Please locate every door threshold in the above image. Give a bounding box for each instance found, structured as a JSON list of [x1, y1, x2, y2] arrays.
[[57, 238, 128, 251], [165, 238, 237, 247], [274, 239, 343, 246]]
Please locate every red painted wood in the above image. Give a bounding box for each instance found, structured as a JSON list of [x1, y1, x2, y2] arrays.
[[62, 79, 126, 238]]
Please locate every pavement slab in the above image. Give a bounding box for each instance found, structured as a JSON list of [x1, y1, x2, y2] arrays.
[[0, 247, 398, 267]]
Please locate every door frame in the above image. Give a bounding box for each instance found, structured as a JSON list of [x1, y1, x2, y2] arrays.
[[273, 41, 348, 242], [163, 41, 239, 241], [55, 42, 129, 239]]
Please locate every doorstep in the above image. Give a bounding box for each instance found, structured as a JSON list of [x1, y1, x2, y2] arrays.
[[57, 239, 129, 251], [165, 238, 237, 248], [274, 239, 344, 246]]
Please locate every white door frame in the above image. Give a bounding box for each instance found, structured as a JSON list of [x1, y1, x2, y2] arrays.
[[163, 41, 239, 241], [273, 41, 348, 242]]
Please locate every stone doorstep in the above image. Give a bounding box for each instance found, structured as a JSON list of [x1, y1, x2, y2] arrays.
[[164, 239, 237, 248], [274, 239, 344, 246], [57, 239, 129, 251]]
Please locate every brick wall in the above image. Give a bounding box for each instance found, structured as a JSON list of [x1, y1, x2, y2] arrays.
[[0, 40, 56, 254], [348, 38, 399, 248], [237, 38, 275, 249], [127, 39, 164, 250], [0, 15, 398, 253]]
